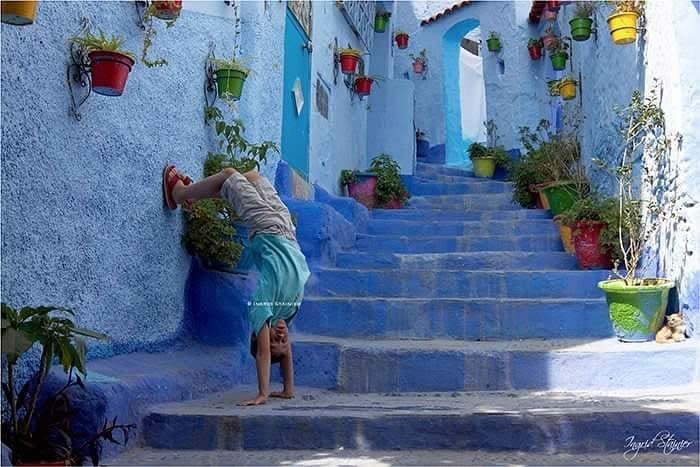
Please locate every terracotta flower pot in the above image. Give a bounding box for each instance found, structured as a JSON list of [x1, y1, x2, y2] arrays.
[[395, 33, 409, 49], [339, 50, 361, 74], [412, 61, 424, 73], [528, 45, 543, 60], [354, 76, 374, 96], [89, 50, 135, 96]]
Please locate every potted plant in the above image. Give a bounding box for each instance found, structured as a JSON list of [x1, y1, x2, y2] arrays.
[[354, 75, 381, 97], [70, 29, 136, 96], [596, 83, 677, 342], [468, 143, 510, 179], [486, 31, 501, 52], [548, 37, 569, 71], [508, 149, 549, 209], [410, 49, 427, 74], [140, 0, 181, 68], [607, 0, 643, 45], [338, 47, 362, 74], [340, 169, 376, 207], [570, 1, 595, 41], [547, 79, 561, 96], [0, 304, 133, 466], [559, 196, 621, 268], [1, 0, 38, 25], [374, 10, 391, 33], [341, 154, 410, 209], [211, 57, 250, 101], [527, 38, 544, 60], [559, 75, 577, 100], [542, 25, 558, 48], [394, 30, 409, 49]]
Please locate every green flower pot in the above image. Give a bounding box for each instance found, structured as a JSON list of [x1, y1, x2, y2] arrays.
[[374, 14, 388, 32], [472, 157, 497, 178], [569, 17, 593, 41], [550, 52, 567, 71], [486, 38, 501, 52], [541, 181, 578, 216], [215, 69, 248, 100], [598, 279, 674, 342]]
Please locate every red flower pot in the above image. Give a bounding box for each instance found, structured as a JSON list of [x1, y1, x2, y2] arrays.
[[573, 221, 613, 269], [153, 0, 182, 20], [347, 176, 377, 209], [395, 33, 409, 49], [412, 61, 424, 73], [528, 45, 543, 60], [89, 51, 135, 96], [354, 76, 373, 96], [339, 53, 360, 74]]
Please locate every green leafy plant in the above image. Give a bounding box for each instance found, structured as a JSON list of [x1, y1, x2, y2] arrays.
[[368, 154, 410, 207], [1, 304, 111, 465], [70, 29, 135, 59], [608, 0, 644, 14], [548, 37, 570, 56], [140, 3, 179, 68], [340, 169, 358, 187], [409, 49, 427, 65], [574, 1, 596, 18], [559, 196, 622, 258], [487, 31, 500, 41], [508, 151, 549, 208], [211, 57, 251, 76], [528, 37, 544, 48], [593, 80, 679, 284], [467, 121, 511, 169], [547, 79, 561, 96], [376, 10, 391, 20]]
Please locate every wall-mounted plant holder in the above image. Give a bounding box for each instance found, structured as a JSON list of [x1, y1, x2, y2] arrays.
[[204, 43, 219, 108], [66, 20, 92, 121], [410, 49, 428, 80], [394, 31, 409, 49], [333, 39, 371, 102]]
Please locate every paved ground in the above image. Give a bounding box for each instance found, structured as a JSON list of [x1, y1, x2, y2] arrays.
[[107, 447, 699, 466]]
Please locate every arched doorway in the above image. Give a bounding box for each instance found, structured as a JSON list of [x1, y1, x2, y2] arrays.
[[442, 19, 487, 168]]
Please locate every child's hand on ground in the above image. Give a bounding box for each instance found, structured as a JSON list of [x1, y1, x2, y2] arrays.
[[269, 391, 294, 399], [238, 394, 268, 406]]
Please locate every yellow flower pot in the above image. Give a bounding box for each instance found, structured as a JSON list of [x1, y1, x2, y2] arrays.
[[559, 79, 577, 100], [1, 0, 38, 25], [607, 11, 640, 45], [559, 224, 576, 253]]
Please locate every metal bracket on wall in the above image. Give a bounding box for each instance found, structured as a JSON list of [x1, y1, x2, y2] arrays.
[[564, 36, 573, 73], [66, 17, 92, 121], [134, 0, 151, 30], [204, 42, 218, 108]]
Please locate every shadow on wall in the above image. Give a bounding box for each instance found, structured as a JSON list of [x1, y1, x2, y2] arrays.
[[442, 18, 479, 168]]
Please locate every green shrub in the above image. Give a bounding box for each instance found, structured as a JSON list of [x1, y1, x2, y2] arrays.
[[368, 154, 410, 207]]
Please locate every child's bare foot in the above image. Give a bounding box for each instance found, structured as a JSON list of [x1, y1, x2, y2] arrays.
[[238, 394, 268, 406], [270, 391, 294, 399]]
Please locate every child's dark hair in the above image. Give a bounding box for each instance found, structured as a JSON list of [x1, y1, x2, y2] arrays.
[[250, 333, 283, 364]]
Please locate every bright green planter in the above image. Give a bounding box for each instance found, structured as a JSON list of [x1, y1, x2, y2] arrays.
[[216, 69, 248, 100], [598, 279, 674, 342], [541, 181, 578, 216], [374, 15, 388, 32], [569, 17, 593, 41], [486, 38, 501, 52], [472, 157, 497, 178], [550, 52, 567, 71]]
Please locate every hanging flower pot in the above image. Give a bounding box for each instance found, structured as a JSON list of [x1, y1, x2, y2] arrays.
[[559, 78, 577, 100], [598, 279, 674, 342], [213, 59, 250, 100], [486, 32, 502, 52], [607, 11, 640, 45], [569, 17, 593, 41], [412, 60, 425, 74], [354, 76, 374, 97], [152, 0, 182, 20], [573, 221, 613, 269], [1, 0, 38, 25], [394, 31, 409, 49], [374, 12, 390, 33], [550, 52, 568, 71], [338, 48, 362, 74], [527, 39, 543, 60], [89, 51, 136, 96]]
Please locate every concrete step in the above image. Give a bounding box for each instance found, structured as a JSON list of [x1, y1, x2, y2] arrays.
[[411, 180, 512, 195], [367, 219, 559, 237], [371, 208, 551, 221], [406, 194, 517, 210], [335, 251, 576, 270], [289, 336, 699, 393], [416, 173, 499, 184], [139, 386, 699, 450], [307, 269, 608, 298], [416, 162, 475, 178], [296, 297, 612, 339], [106, 447, 700, 466], [354, 234, 565, 253]]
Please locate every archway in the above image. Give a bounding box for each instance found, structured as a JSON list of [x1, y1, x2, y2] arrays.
[[442, 19, 487, 168]]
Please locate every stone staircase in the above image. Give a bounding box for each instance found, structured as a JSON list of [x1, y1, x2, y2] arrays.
[[109, 161, 698, 462]]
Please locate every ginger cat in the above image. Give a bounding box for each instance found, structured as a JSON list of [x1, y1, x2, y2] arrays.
[[655, 313, 687, 344]]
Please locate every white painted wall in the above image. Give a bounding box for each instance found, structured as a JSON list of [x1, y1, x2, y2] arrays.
[[458, 43, 487, 146]]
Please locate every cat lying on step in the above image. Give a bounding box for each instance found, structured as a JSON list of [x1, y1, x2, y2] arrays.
[[655, 313, 687, 344]]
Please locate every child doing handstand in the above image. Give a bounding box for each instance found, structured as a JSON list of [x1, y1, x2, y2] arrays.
[[163, 164, 310, 406]]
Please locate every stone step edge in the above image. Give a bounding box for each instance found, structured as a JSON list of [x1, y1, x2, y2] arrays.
[[302, 296, 606, 304]]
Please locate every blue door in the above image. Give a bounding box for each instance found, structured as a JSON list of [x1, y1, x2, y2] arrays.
[[282, 8, 311, 179]]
